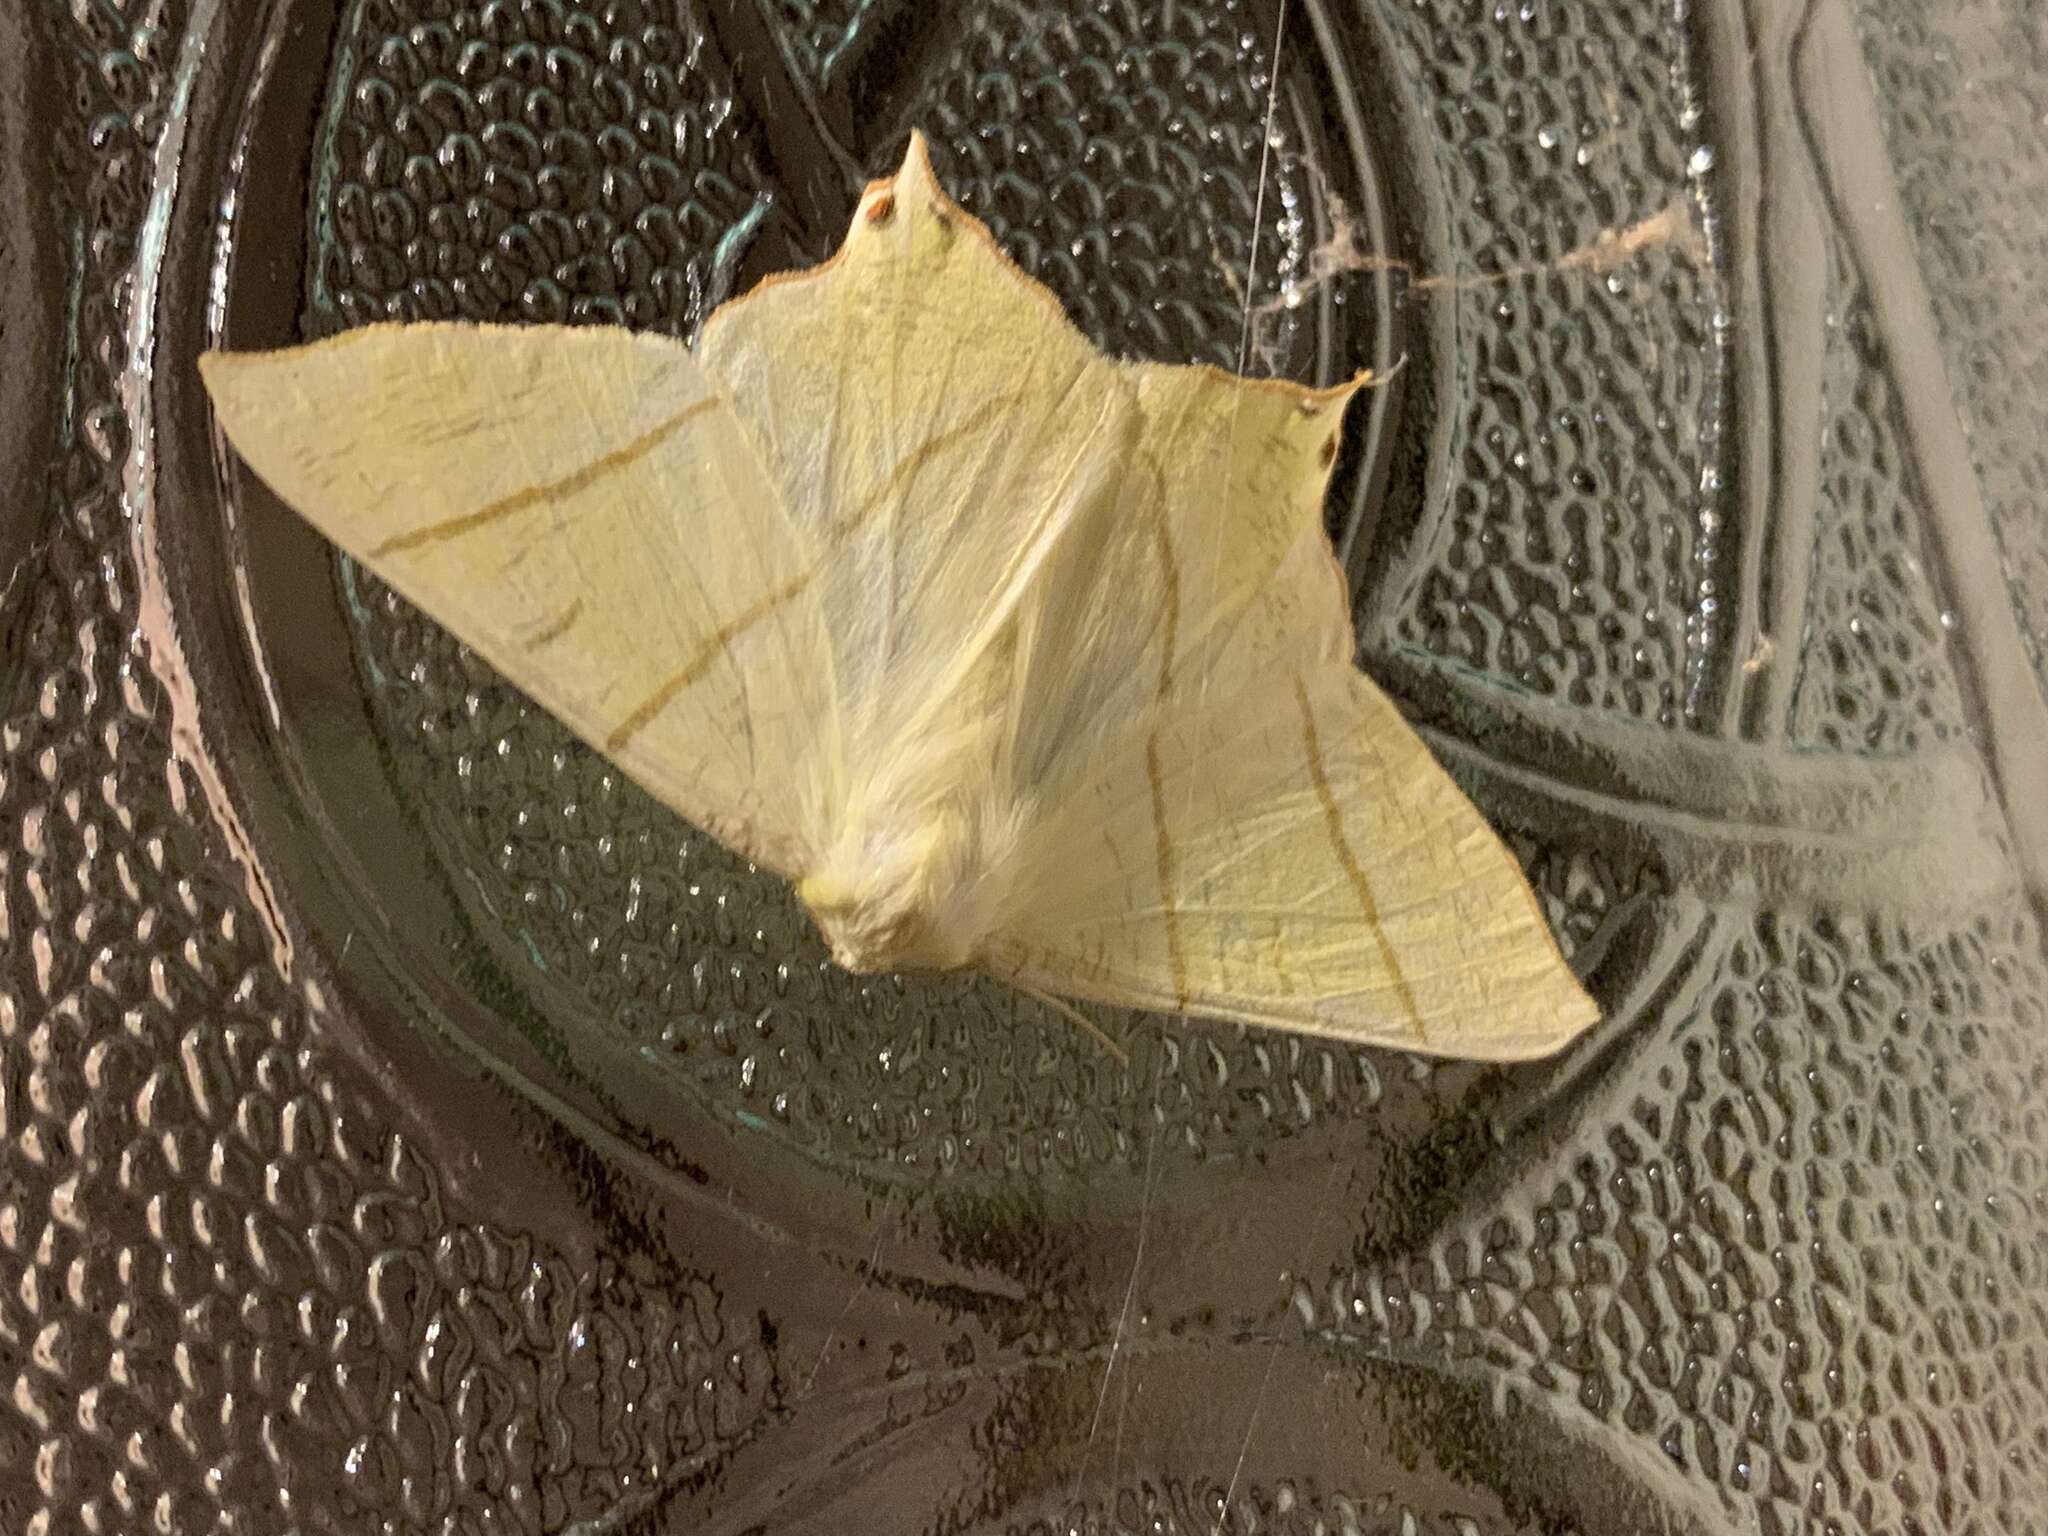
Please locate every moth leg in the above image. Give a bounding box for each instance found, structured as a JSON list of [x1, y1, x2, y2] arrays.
[[1015, 982, 1131, 1068]]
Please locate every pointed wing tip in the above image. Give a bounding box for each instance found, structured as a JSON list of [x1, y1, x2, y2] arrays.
[[899, 126, 935, 178], [890, 126, 955, 217], [196, 347, 238, 392], [848, 128, 964, 232], [1554, 993, 1605, 1048], [1399, 951, 1603, 1064], [1306, 367, 1391, 416], [1263, 361, 1397, 420], [197, 344, 309, 450], [197, 347, 261, 431], [1512, 982, 1603, 1061]]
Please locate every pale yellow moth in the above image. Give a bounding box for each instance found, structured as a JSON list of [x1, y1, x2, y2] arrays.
[[200, 132, 1598, 1061]]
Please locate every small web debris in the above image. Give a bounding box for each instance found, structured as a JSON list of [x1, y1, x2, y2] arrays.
[[1258, 191, 1705, 321]]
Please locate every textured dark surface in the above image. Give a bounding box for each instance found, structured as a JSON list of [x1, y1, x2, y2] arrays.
[[1371, 0, 1725, 727], [771, 0, 892, 84], [1854, 0, 2048, 704], [3, 1, 2046, 1533], [1785, 282, 1966, 754], [315, 0, 776, 334]]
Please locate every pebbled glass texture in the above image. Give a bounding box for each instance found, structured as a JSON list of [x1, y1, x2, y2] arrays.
[[2, 3, 2046, 1536], [1853, 0, 2048, 705], [1371, 0, 1725, 727], [1784, 281, 1965, 756], [770, 0, 892, 86]]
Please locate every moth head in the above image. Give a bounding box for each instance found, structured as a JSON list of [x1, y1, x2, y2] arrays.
[[797, 806, 997, 976]]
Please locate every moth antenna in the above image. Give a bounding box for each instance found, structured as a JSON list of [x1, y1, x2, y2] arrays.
[[1017, 982, 1130, 1068]]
